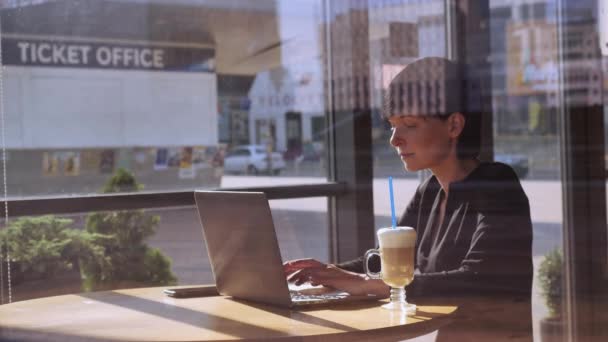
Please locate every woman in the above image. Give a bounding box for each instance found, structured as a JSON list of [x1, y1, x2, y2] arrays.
[[283, 57, 533, 298]]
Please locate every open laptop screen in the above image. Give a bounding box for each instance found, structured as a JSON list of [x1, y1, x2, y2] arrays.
[[194, 191, 293, 307]]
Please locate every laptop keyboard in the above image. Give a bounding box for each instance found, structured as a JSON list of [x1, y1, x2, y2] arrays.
[[289, 290, 349, 304]]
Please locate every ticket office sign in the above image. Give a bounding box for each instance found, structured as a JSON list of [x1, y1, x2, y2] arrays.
[[1, 37, 215, 72]]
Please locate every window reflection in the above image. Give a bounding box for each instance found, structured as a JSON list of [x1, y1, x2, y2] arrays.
[[0, 0, 329, 198]]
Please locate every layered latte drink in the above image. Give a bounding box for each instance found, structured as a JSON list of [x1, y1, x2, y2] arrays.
[[364, 226, 417, 311], [377, 227, 416, 288]]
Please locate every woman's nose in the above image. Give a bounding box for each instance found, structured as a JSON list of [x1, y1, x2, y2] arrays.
[[390, 128, 403, 147]]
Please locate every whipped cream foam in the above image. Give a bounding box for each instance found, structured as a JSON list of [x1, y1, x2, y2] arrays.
[[377, 226, 416, 248]]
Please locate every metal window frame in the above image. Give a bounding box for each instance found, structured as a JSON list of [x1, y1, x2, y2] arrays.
[[323, 0, 375, 264], [445, 0, 494, 162], [556, 0, 608, 339], [4, 182, 346, 217]]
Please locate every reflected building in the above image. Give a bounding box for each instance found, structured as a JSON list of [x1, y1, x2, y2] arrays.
[[217, 75, 254, 147], [247, 65, 326, 158], [494, 1, 602, 136], [0, 0, 280, 195], [489, 0, 603, 179], [2, 0, 606, 194]]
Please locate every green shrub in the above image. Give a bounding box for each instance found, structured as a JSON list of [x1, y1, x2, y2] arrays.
[[100, 167, 144, 193], [80, 168, 177, 290], [538, 248, 563, 318], [0, 216, 107, 284], [0, 169, 177, 294]]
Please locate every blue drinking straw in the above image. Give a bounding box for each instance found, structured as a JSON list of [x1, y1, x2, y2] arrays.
[[389, 176, 396, 229]]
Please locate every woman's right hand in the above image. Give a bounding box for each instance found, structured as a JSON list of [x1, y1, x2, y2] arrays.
[[283, 258, 390, 297]]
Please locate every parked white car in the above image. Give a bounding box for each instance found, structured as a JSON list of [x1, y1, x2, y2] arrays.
[[223, 145, 286, 175]]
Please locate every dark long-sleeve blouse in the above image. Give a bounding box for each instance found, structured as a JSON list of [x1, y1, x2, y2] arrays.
[[337, 162, 533, 296]]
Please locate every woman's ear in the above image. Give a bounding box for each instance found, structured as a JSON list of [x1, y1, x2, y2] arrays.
[[448, 112, 466, 139]]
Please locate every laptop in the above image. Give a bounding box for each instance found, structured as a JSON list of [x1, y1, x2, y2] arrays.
[[194, 190, 379, 308]]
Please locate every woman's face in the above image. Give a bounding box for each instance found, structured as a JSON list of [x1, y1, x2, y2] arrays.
[[388, 115, 454, 172]]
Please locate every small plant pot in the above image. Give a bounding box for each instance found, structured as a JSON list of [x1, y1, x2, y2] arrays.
[[540, 316, 564, 342]]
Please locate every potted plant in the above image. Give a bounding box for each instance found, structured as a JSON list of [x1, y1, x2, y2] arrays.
[[538, 248, 563, 342]]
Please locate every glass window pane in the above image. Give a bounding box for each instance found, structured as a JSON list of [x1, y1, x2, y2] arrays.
[[1, 0, 329, 199], [0, 0, 332, 305], [2, 1, 604, 341]]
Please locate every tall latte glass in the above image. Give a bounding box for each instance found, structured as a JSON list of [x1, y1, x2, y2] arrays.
[[364, 227, 416, 312]]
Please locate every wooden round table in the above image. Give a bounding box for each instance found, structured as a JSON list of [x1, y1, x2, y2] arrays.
[[0, 286, 458, 341]]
